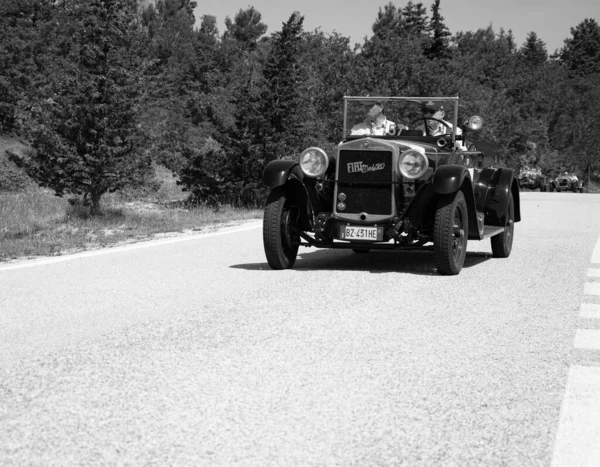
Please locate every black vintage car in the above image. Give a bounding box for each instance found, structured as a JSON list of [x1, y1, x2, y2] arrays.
[[262, 96, 521, 275], [518, 166, 547, 191], [550, 172, 584, 193]]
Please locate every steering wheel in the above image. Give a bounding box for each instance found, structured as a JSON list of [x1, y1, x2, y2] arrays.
[[410, 117, 451, 136]]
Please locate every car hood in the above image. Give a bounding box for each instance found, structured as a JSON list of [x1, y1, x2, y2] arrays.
[[557, 175, 577, 181]]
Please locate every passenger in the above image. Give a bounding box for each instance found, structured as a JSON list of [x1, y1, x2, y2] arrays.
[[351, 104, 403, 136]]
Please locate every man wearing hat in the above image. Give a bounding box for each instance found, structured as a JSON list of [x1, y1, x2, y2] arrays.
[[417, 101, 461, 138], [351, 104, 402, 136], [416, 101, 466, 150]]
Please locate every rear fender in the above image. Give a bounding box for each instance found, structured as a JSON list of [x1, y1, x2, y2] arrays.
[[480, 168, 521, 225]]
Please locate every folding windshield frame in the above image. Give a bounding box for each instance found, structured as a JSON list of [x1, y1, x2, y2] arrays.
[[342, 96, 460, 143]]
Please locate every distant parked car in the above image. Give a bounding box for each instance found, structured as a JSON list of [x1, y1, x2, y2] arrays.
[[550, 172, 584, 192], [518, 166, 547, 191]]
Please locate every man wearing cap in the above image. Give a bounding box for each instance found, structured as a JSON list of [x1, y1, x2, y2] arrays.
[[416, 101, 465, 149], [351, 104, 401, 136]]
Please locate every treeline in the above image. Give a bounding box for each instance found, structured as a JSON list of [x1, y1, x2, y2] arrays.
[[1, 0, 599, 212]]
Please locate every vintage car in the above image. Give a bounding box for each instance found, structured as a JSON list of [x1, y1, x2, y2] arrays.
[[262, 96, 521, 275], [550, 172, 584, 192], [518, 166, 547, 191]]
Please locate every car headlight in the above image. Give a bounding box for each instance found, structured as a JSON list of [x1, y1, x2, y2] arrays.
[[398, 149, 429, 179], [299, 147, 329, 178], [467, 116, 483, 130]]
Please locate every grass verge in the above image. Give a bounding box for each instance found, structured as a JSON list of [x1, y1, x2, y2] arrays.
[[0, 188, 262, 263]]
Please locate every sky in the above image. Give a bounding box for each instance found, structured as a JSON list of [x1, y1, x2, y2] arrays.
[[193, 0, 600, 54]]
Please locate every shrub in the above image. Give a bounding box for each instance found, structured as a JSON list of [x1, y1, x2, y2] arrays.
[[0, 151, 31, 191]]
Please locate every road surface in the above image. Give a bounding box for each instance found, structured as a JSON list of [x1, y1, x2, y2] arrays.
[[1, 192, 600, 466]]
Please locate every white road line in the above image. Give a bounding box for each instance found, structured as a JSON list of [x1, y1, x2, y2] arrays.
[[593, 236, 600, 263], [588, 269, 600, 277], [580, 303, 600, 320], [0, 221, 262, 272], [584, 283, 600, 295], [552, 366, 600, 467], [574, 330, 600, 350]]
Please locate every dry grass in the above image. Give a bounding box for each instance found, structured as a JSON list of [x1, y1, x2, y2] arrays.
[[0, 187, 262, 263], [0, 136, 262, 263]]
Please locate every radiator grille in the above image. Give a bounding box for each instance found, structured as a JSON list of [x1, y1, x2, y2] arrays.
[[337, 150, 393, 215]]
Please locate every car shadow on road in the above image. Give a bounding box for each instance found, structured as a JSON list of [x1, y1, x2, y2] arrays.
[[230, 249, 492, 275]]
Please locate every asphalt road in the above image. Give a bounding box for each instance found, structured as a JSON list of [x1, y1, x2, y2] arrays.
[[1, 192, 600, 466]]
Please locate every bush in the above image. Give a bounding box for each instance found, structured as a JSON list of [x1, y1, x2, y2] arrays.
[[0, 152, 31, 191]]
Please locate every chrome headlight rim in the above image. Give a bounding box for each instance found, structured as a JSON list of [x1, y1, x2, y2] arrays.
[[398, 149, 429, 179], [467, 115, 483, 130], [299, 147, 329, 178]]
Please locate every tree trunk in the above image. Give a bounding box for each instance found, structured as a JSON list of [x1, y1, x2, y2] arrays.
[[89, 190, 103, 216]]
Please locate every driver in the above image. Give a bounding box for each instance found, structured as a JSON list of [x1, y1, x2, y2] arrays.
[[416, 101, 466, 149], [416, 101, 458, 136], [351, 104, 401, 136]]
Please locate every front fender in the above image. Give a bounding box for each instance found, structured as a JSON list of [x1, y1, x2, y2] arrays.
[[432, 164, 470, 194], [431, 165, 479, 238], [262, 160, 303, 188]]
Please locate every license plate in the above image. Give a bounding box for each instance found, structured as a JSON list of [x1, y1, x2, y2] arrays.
[[340, 225, 382, 241]]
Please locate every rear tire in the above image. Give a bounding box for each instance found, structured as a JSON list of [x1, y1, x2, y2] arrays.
[[491, 191, 514, 258], [434, 190, 468, 275], [263, 188, 300, 269]]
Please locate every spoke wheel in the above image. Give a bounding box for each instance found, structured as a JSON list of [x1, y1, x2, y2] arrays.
[[491, 191, 514, 258], [263, 188, 300, 269], [434, 191, 468, 275]]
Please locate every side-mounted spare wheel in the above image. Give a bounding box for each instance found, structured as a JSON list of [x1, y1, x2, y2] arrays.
[[263, 187, 301, 269], [491, 191, 514, 258], [434, 190, 468, 275]]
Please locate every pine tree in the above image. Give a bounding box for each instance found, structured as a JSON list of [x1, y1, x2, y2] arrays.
[[401, 1, 429, 37], [520, 31, 548, 64], [261, 11, 306, 161], [224, 6, 268, 49], [559, 18, 600, 77], [21, 0, 151, 215], [427, 0, 451, 60], [372, 2, 402, 41]]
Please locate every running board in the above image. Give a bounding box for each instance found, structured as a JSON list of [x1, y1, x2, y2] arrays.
[[481, 226, 505, 239]]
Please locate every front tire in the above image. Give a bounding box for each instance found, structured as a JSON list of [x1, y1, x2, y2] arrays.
[[263, 188, 300, 269], [491, 191, 515, 258], [434, 190, 468, 275]]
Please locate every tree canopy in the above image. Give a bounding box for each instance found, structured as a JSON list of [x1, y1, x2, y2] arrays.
[[1, 0, 599, 208]]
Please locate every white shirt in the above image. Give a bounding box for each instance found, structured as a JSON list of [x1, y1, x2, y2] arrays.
[[351, 118, 396, 136]]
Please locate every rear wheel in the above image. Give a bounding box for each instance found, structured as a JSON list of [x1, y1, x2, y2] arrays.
[[491, 191, 515, 258], [434, 190, 468, 275], [263, 188, 300, 269]]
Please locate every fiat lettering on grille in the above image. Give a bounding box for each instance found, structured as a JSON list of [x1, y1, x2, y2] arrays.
[[347, 161, 386, 173]]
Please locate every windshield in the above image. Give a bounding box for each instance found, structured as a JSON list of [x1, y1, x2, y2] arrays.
[[343, 96, 459, 139]]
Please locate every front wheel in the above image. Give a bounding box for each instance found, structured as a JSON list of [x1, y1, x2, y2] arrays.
[[491, 191, 515, 258], [434, 190, 468, 275], [263, 188, 300, 269]]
